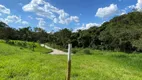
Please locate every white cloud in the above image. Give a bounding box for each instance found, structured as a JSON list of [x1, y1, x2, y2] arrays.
[[86, 23, 101, 28], [23, 0, 79, 24], [22, 21, 29, 25], [23, 0, 55, 19], [0, 15, 29, 25], [95, 4, 118, 18], [128, 0, 142, 11], [36, 18, 46, 29], [120, 10, 127, 15], [128, 5, 135, 9], [0, 15, 20, 24], [0, 4, 29, 27], [0, 4, 10, 14], [53, 18, 58, 23], [74, 23, 101, 32], [58, 16, 79, 24], [6, 15, 22, 23], [136, 0, 142, 11]]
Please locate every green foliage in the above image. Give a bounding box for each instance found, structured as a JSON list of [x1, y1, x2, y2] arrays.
[[0, 22, 8, 28], [53, 28, 72, 48], [83, 49, 92, 55], [98, 12, 142, 52], [72, 48, 78, 54]]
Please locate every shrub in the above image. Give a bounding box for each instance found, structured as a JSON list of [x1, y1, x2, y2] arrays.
[[72, 49, 77, 54], [17, 42, 23, 46], [11, 41, 14, 45], [22, 42, 27, 47], [72, 49, 79, 54], [83, 49, 92, 55]]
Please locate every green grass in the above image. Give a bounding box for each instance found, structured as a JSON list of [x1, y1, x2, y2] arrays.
[[0, 42, 142, 80], [2, 40, 52, 54]]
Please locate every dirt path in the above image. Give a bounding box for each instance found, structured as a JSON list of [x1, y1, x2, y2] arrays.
[[41, 44, 67, 55]]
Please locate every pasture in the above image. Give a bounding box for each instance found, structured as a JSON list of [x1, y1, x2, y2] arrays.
[[0, 41, 142, 80]]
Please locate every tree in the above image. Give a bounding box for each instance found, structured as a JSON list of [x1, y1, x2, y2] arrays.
[[19, 27, 32, 41], [54, 28, 72, 48]]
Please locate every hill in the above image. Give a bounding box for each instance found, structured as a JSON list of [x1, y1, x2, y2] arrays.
[[98, 12, 142, 52]]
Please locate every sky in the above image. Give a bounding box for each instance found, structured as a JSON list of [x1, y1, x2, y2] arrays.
[[0, 0, 141, 32]]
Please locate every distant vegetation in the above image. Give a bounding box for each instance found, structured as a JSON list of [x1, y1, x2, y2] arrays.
[[1, 11, 142, 53]]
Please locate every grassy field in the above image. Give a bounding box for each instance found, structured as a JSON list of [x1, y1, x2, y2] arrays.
[[0, 42, 142, 80]]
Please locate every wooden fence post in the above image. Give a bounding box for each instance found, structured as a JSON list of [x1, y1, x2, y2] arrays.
[[66, 44, 72, 80]]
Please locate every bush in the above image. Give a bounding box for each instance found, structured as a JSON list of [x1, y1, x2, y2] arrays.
[[83, 49, 92, 55], [6, 40, 13, 45], [22, 42, 27, 47], [72, 49, 78, 54], [17, 42, 23, 46]]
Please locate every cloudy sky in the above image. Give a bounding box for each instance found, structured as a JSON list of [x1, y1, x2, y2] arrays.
[[0, 0, 141, 32]]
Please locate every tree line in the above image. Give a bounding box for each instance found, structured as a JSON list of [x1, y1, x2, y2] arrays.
[[1, 11, 142, 53]]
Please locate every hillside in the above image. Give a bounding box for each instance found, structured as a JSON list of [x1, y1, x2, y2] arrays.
[[99, 12, 142, 52]]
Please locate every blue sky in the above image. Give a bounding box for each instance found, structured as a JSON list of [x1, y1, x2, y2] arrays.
[[0, 0, 141, 32]]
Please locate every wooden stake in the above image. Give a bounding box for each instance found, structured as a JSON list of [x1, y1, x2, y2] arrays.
[[66, 44, 72, 80]]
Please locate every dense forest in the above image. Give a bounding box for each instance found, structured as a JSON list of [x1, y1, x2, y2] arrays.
[[1, 11, 142, 53]]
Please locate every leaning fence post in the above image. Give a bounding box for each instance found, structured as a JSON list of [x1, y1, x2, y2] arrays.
[[66, 44, 72, 80]]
